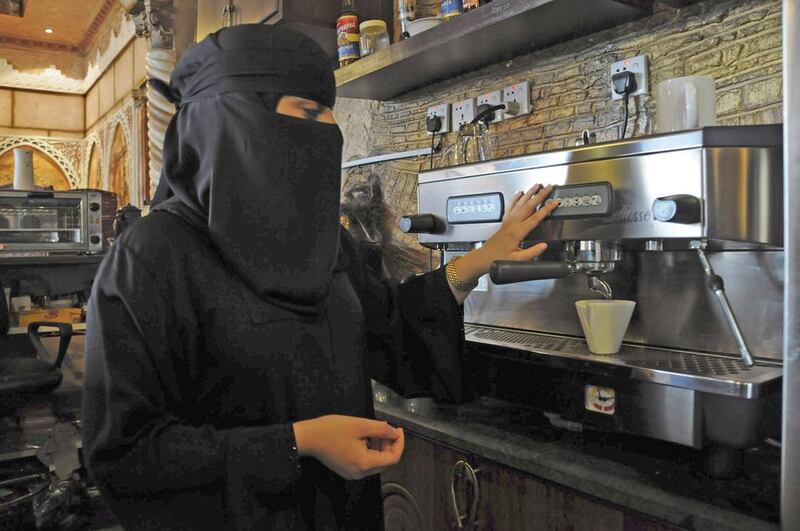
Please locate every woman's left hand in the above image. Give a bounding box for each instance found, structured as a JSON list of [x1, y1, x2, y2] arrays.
[[452, 184, 559, 286]]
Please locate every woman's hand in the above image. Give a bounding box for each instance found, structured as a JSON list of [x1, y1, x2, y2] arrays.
[[453, 184, 559, 285], [293, 415, 405, 480]]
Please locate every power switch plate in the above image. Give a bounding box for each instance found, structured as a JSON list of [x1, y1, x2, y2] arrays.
[[452, 98, 477, 131], [610, 54, 649, 100], [503, 80, 531, 119], [426, 103, 450, 135], [476, 90, 504, 124]]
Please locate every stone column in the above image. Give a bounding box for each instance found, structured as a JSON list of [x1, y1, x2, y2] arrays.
[[132, 86, 148, 206], [120, 0, 195, 198]]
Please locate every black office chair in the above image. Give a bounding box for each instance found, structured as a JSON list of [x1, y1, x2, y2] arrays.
[[0, 322, 74, 415]]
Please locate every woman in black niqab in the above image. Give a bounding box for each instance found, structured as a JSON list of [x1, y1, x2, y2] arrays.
[[82, 24, 558, 530]]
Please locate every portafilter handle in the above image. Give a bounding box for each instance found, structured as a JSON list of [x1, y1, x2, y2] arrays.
[[489, 261, 572, 285]]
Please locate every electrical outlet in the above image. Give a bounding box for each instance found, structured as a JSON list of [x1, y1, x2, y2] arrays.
[[477, 90, 504, 124], [452, 98, 477, 131], [610, 55, 649, 100], [503, 81, 531, 119], [426, 103, 450, 135]]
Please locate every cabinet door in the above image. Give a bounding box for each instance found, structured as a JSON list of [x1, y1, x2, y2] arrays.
[[382, 429, 681, 531], [381, 430, 437, 530], [470, 454, 680, 531]]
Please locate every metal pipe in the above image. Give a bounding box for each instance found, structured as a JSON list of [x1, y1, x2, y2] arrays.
[[588, 275, 612, 300], [696, 247, 755, 367], [341, 147, 434, 169], [782, 0, 800, 527]]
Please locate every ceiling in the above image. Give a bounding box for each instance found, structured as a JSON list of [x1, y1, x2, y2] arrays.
[[0, 0, 116, 52]]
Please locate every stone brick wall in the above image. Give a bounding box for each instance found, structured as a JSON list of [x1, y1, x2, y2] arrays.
[[336, 0, 783, 278]]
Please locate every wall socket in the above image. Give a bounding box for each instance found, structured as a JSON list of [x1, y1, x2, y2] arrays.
[[476, 90, 504, 124], [610, 55, 649, 100], [426, 103, 451, 135], [503, 81, 531, 119], [452, 98, 477, 131]]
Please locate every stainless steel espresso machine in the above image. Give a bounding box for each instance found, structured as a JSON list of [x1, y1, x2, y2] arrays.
[[403, 125, 783, 470]]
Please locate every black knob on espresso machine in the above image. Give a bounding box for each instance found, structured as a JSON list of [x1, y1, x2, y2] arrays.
[[399, 214, 441, 234], [652, 195, 701, 224], [490, 261, 573, 284]]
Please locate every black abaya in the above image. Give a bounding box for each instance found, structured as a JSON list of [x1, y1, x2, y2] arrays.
[[82, 211, 470, 530], [82, 23, 471, 530]]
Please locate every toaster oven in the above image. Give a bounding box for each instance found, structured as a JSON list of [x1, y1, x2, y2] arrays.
[[0, 190, 117, 255]]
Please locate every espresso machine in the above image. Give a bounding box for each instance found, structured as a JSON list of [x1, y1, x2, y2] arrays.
[[403, 125, 783, 468]]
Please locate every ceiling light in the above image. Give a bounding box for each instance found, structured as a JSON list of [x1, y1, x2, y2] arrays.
[[44, 28, 54, 34]]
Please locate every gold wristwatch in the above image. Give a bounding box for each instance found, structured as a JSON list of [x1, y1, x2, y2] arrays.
[[446, 256, 479, 291]]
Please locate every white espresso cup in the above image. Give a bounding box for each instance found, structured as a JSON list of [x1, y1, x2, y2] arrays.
[[656, 76, 717, 132], [575, 300, 636, 355]]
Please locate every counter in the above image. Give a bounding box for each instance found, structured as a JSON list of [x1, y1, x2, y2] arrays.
[[372, 383, 780, 531]]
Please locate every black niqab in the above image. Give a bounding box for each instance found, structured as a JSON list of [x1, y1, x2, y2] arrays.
[[151, 24, 341, 314]]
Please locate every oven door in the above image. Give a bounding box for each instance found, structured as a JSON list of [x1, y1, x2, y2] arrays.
[[0, 191, 88, 253]]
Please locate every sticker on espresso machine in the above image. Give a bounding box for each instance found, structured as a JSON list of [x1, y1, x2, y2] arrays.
[[585, 385, 616, 415]]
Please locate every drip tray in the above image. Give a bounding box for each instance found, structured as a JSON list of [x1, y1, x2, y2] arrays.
[[465, 325, 782, 399]]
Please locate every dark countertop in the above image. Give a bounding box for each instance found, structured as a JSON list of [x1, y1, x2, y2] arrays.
[[0, 334, 778, 530], [372, 383, 780, 531]]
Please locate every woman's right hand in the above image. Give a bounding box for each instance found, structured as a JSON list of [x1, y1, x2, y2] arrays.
[[293, 415, 405, 480]]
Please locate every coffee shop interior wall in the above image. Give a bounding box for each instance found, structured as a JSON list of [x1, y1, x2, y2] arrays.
[[0, 6, 148, 206], [336, 0, 782, 279]]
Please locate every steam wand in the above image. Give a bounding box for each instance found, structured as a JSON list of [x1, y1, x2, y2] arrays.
[[692, 241, 755, 367]]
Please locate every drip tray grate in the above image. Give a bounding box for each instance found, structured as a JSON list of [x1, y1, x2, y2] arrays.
[[464, 325, 781, 398]]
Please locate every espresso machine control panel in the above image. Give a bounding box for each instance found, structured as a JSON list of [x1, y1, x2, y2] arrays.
[[546, 182, 613, 219], [447, 192, 504, 224]]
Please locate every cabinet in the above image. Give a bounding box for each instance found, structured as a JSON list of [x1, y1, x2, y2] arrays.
[[196, 0, 393, 63], [381, 430, 679, 531]]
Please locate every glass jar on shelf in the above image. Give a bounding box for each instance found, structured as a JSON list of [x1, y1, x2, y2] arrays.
[[359, 20, 390, 58]]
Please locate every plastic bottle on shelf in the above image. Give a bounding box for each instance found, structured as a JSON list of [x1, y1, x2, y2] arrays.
[[337, 0, 360, 67]]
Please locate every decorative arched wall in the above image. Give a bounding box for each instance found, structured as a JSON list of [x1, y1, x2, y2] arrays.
[[109, 122, 132, 207], [0, 145, 71, 190], [0, 138, 79, 188], [87, 141, 103, 190], [108, 107, 136, 205], [83, 100, 140, 205], [82, 131, 103, 189]]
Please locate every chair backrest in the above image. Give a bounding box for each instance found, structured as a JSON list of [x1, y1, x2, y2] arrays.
[[27, 322, 73, 369]]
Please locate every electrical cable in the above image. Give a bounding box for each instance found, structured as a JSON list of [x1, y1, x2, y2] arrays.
[[425, 114, 443, 169], [612, 71, 636, 140], [621, 92, 630, 139], [430, 131, 436, 170]]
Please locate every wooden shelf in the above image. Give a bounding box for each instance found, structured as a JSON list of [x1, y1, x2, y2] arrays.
[[0, 254, 104, 266], [335, 0, 653, 100]]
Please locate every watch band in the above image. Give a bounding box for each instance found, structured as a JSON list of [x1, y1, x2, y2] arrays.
[[446, 256, 479, 291]]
